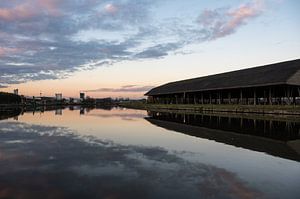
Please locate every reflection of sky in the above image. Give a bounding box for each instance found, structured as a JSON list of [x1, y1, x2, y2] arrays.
[[0, 121, 263, 199], [2, 108, 300, 198]]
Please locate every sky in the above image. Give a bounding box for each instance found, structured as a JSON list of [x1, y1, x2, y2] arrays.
[[0, 0, 299, 99]]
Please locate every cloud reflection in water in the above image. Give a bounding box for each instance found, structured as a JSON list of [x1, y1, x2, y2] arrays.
[[0, 121, 261, 199]]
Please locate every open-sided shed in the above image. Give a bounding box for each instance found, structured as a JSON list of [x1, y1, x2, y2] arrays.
[[145, 59, 300, 105]]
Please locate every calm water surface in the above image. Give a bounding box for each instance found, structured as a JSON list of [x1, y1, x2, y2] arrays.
[[0, 106, 299, 199]]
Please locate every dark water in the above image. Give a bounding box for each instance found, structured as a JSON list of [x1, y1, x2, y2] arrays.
[[0, 106, 299, 199]]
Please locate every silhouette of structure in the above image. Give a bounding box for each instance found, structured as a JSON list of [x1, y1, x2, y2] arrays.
[[80, 92, 85, 101], [55, 93, 63, 101], [13, 89, 18, 95], [146, 59, 300, 105], [146, 111, 300, 161], [0, 92, 22, 104]]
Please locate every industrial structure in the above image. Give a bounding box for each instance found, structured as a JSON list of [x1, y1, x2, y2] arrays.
[[55, 93, 63, 101], [80, 92, 85, 101], [13, 89, 18, 95], [145, 59, 300, 105]]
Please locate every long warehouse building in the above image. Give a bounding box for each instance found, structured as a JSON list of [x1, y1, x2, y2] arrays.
[[145, 59, 300, 105]]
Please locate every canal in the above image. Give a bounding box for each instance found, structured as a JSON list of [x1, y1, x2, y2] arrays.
[[0, 106, 299, 199]]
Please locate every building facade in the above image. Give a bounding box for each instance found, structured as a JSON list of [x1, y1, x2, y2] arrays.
[[145, 59, 300, 105], [55, 93, 63, 101]]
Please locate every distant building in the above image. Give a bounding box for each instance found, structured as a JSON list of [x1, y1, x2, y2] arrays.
[[13, 89, 18, 95], [73, 98, 81, 104], [55, 93, 63, 101], [41, 97, 56, 105], [0, 92, 22, 104], [95, 98, 113, 104], [69, 98, 74, 103], [80, 92, 85, 101]]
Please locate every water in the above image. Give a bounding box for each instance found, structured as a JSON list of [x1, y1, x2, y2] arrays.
[[0, 106, 299, 199]]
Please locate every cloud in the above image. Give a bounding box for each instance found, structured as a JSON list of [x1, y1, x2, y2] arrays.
[[135, 43, 180, 59], [0, 47, 20, 57], [104, 3, 118, 14], [0, 121, 262, 199], [0, 0, 267, 85], [197, 0, 264, 39], [84, 85, 155, 93], [0, 0, 156, 84], [0, 0, 61, 22], [0, 3, 35, 22]]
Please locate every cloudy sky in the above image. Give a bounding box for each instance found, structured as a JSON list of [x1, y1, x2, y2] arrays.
[[0, 0, 299, 98]]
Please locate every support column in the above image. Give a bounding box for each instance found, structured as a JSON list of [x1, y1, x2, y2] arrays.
[[298, 88, 300, 105], [269, 88, 272, 105], [286, 87, 291, 105], [240, 89, 243, 105], [209, 93, 212, 104], [293, 95, 296, 105], [228, 92, 231, 104], [201, 93, 204, 104], [220, 92, 223, 104], [183, 92, 186, 104], [263, 90, 266, 105], [292, 87, 296, 105], [254, 89, 257, 105], [218, 92, 221, 105]]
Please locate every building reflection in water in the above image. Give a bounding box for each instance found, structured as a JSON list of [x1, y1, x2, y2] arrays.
[[80, 107, 85, 115], [0, 108, 23, 121], [1, 107, 300, 161], [0, 106, 299, 198], [146, 111, 300, 161], [0, 106, 117, 119], [55, 109, 63, 115]]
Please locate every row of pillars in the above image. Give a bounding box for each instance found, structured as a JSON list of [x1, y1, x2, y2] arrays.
[[151, 112, 298, 136], [183, 89, 262, 105], [151, 87, 299, 105]]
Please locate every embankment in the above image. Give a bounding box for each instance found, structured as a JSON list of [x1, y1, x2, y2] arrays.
[[119, 102, 300, 116]]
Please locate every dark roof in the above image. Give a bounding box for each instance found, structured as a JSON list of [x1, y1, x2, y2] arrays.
[[145, 59, 300, 96]]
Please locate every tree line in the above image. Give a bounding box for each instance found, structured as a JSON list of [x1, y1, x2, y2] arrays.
[[0, 92, 22, 104]]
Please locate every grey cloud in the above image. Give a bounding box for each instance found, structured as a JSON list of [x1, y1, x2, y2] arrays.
[[135, 43, 183, 59], [84, 85, 155, 93], [0, 0, 265, 85], [197, 1, 263, 40], [0, 38, 135, 84], [0, 0, 156, 84], [122, 85, 137, 88]]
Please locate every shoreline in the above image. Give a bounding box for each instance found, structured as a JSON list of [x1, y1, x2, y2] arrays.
[[0, 103, 115, 109], [119, 102, 300, 118], [1, 102, 300, 122]]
